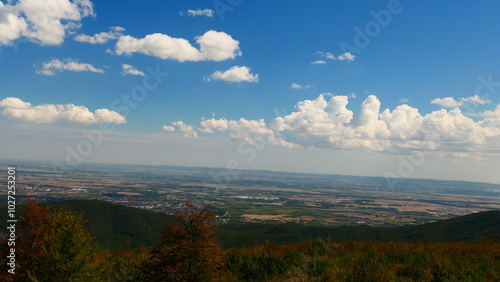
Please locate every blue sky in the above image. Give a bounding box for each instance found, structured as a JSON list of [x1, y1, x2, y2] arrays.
[[1, 0, 500, 184]]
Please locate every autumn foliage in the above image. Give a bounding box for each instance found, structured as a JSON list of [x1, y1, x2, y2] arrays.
[[1, 199, 110, 281], [2, 200, 499, 281], [143, 202, 229, 281], [224, 240, 500, 281]]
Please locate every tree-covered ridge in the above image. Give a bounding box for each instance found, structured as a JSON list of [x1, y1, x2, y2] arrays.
[[1, 200, 499, 251], [0, 199, 498, 281], [37, 200, 500, 249], [47, 199, 175, 251]]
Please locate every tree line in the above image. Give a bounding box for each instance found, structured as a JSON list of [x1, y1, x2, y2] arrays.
[[1, 199, 498, 281]]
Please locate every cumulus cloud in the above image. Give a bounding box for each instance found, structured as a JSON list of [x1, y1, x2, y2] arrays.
[[291, 83, 312, 90], [35, 58, 104, 76], [180, 9, 214, 17], [0, 0, 94, 46], [311, 60, 326, 65], [169, 94, 500, 158], [431, 97, 461, 108], [315, 51, 356, 62], [199, 118, 229, 133], [480, 105, 500, 118], [477, 105, 500, 127], [199, 117, 293, 147], [0, 2, 27, 45], [114, 30, 241, 62], [431, 95, 490, 108], [336, 52, 356, 61], [205, 66, 259, 83], [121, 64, 144, 76], [163, 121, 198, 138], [161, 125, 175, 132], [0, 97, 126, 125], [74, 26, 125, 44]]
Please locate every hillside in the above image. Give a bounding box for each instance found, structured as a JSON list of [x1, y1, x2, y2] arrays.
[[2, 200, 499, 250], [46, 200, 175, 250], [218, 210, 500, 248]]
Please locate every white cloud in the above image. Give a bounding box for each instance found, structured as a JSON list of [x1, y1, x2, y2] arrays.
[[478, 105, 500, 128], [121, 64, 145, 76], [0, 0, 94, 46], [74, 26, 125, 44], [336, 52, 356, 61], [315, 51, 335, 59], [431, 97, 461, 108], [348, 92, 357, 99], [173, 94, 500, 158], [115, 30, 241, 62], [431, 95, 490, 108], [311, 60, 326, 65], [0, 2, 27, 45], [0, 97, 31, 109], [181, 9, 214, 17], [199, 117, 288, 146], [35, 58, 104, 76], [0, 97, 126, 125], [399, 98, 409, 103], [466, 95, 491, 105], [161, 125, 175, 132], [199, 118, 228, 133], [291, 83, 312, 90], [315, 51, 355, 62], [205, 66, 259, 83], [163, 121, 198, 138], [480, 105, 500, 118]]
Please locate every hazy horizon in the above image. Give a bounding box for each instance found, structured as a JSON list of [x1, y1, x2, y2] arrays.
[[3, 156, 500, 186]]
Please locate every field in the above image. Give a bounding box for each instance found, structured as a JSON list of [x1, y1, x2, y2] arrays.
[[2, 159, 499, 227]]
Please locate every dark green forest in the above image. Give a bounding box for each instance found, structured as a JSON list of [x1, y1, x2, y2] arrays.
[[1, 200, 499, 281]]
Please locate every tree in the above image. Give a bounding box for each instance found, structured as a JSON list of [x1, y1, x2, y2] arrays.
[[33, 207, 111, 281], [3, 199, 110, 281], [18, 198, 53, 280], [0, 199, 49, 281], [144, 203, 227, 281]]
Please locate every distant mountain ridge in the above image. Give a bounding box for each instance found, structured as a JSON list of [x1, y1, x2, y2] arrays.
[[2, 199, 499, 250]]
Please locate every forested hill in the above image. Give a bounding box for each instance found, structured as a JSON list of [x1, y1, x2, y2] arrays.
[[47, 200, 175, 250], [2, 200, 499, 250], [217, 209, 500, 248]]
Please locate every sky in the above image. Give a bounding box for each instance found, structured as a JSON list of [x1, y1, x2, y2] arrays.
[[1, 0, 500, 184]]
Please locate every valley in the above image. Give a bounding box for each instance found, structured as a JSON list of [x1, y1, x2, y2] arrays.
[[3, 160, 499, 227]]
